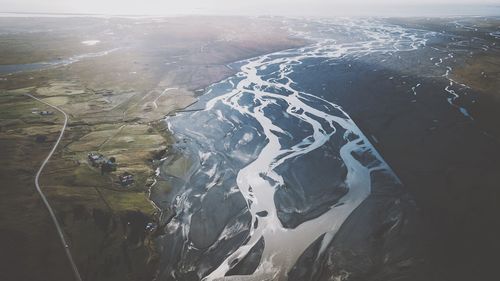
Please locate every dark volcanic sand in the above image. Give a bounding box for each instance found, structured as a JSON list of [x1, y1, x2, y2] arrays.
[[151, 17, 500, 281], [288, 19, 500, 280]]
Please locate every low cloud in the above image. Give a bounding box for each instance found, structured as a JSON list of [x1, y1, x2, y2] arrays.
[[1, 0, 499, 16]]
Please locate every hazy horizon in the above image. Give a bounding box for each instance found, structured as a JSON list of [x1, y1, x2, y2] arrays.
[[1, 0, 500, 17]]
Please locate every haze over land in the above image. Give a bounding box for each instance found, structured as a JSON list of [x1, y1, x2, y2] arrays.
[[0, 1, 499, 281], [1, 0, 500, 16]]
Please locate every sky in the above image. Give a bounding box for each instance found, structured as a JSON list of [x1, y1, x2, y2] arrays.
[[1, 0, 499, 16]]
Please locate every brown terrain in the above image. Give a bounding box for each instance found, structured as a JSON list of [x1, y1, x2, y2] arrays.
[[0, 16, 306, 281], [2, 15, 499, 281]]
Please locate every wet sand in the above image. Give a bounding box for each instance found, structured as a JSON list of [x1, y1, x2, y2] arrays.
[[288, 17, 500, 281], [154, 17, 500, 281], [0, 15, 306, 281], [1, 15, 499, 281]]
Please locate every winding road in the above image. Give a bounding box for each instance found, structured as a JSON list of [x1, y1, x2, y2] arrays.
[[25, 94, 83, 281]]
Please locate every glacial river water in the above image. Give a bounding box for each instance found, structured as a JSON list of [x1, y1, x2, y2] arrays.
[[154, 18, 498, 281]]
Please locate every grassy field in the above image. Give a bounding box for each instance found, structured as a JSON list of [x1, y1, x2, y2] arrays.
[[0, 16, 305, 281]]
